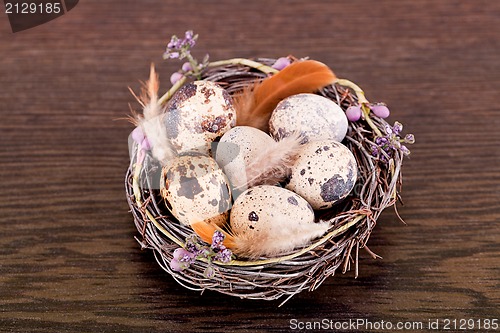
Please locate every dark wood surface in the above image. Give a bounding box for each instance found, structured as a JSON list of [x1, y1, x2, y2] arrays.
[[1, 1, 499, 332]]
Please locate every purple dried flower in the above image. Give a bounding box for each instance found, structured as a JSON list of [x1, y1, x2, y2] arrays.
[[404, 133, 415, 144], [372, 121, 415, 162], [185, 235, 198, 252], [272, 57, 291, 70], [393, 121, 403, 135], [375, 137, 388, 145], [346, 105, 362, 122], [215, 248, 232, 263], [204, 266, 215, 278], [173, 248, 195, 263], [211, 230, 225, 248], [384, 124, 393, 135]]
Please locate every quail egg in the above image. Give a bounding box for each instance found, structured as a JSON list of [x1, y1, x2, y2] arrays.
[[160, 153, 232, 226], [164, 80, 236, 156], [230, 185, 329, 257], [215, 126, 275, 191], [286, 140, 357, 210], [269, 93, 348, 143]]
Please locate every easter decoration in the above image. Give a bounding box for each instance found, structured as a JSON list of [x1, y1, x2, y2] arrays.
[[125, 31, 415, 304]]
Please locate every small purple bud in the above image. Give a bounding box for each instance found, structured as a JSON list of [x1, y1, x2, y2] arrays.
[[272, 57, 291, 70], [370, 104, 390, 118], [393, 121, 403, 134], [212, 230, 225, 247], [173, 248, 194, 262], [346, 105, 362, 122], [170, 72, 184, 85], [384, 124, 393, 135], [404, 133, 415, 144], [375, 137, 388, 145], [215, 248, 232, 263], [131, 126, 144, 144], [204, 266, 215, 278], [168, 51, 180, 59], [185, 30, 194, 40], [169, 259, 184, 272], [141, 138, 151, 150], [167, 41, 176, 49], [182, 62, 192, 72]]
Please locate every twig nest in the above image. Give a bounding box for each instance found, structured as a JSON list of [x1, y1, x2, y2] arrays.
[[160, 153, 232, 226], [269, 93, 348, 143], [165, 80, 236, 155], [286, 140, 357, 210]]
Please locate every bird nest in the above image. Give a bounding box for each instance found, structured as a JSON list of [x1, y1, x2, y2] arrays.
[[125, 57, 410, 305]]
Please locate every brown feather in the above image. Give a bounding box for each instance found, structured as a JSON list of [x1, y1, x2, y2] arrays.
[[191, 216, 330, 259], [191, 221, 236, 249], [234, 60, 337, 131]]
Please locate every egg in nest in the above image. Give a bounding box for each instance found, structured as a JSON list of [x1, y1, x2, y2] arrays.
[[229, 185, 329, 258], [164, 80, 236, 156], [160, 153, 232, 226], [269, 93, 348, 143], [215, 126, 275, 192], [286, 140, 357, 210]]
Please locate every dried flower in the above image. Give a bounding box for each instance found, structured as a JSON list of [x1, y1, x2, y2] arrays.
[[164, 30, 198, 60], [163, 30, 209, 80], [170, 230, 233, 277], [371, 121, 415, 161], [211, 230, 225, 248]]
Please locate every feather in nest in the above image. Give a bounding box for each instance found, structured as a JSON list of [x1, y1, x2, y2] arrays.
[[130, 64, 176, 165], [191, 218, 329, 259], [234, 60, 337, 131], [231, 132, 303, 192]]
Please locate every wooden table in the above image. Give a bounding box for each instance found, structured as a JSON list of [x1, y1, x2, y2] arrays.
[[1, 1, 498, 332]]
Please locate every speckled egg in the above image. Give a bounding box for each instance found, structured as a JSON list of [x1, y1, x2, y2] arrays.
[[230, 185, 315, 237], [164, 80, 236, 156], [269, 93, 348, 143], [160, 153, 232, 226], [286, 140, 357, 210], [215, 126, 275, 189]]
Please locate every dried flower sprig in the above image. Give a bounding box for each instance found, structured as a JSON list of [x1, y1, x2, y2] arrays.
[[170, 230, 233, 278], [371, 121, 415, 161], [163, 30, 209, 81]]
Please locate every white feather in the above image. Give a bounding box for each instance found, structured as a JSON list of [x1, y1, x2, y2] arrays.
[[233, 132, 303, 191], [233, 218, 330, 259], [134, 64, 176, 165]]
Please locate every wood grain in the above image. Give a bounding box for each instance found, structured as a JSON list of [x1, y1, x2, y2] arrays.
[[1, 1, 499, 332]]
